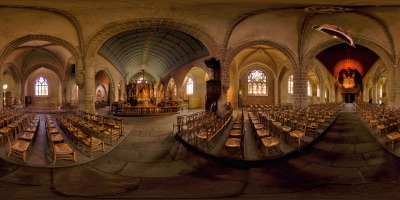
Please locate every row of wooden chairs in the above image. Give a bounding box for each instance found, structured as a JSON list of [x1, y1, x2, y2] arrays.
[[248, 103, 343, 151], [69, 110, 124, 137], [66, 113, 121, 146], [195, 109, 232, 150], [56, 114, 105, 158], [175, 111, 217, 132], [4, 113, 39, 162], [224, 110, 245, 159], [354, 102, 400, 151], [46, 114, 76, 164]]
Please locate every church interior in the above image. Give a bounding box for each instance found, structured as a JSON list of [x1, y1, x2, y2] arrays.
[[1, 0, 400, 199]]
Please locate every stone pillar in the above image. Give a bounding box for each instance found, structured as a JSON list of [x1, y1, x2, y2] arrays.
[[83, 58, 96, 114], [0, 72, 3, 108], [274, 78, 279, 105], [293, 67, 308, 109], [388, 66, 397, 107], [372, 81, 377, 104], [320, 81, 326, 103]]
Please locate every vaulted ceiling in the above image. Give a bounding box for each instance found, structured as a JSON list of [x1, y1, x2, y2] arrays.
[[5, 40, 72, 80], [316, 44, 379, 78], [99, 28, 209, 82]]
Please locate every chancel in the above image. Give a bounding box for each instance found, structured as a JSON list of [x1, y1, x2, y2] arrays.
[[1, 1, 400, 199]]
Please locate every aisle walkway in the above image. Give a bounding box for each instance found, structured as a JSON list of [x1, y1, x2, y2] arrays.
[[1, 105, 400, 199]]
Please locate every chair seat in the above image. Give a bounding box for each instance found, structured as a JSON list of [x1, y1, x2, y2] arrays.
[[233, 124, 242, 129], [290, 130, 305, 138], [281, 126, 291, 132], [26, 127, 37, 132], [197, 131, 209, 139], [84, 137, 103, 146], [51, 134, 64, 142], [370, 120, 379, 124], [234, 120, 242, 124], [12, 140, 30, 151], [29, 122, 39, 127], [256, 129, 270, 137], [387, 132, 400, 140], [225, 138, 241, 147], [252, 119, 260, 124], [230, 129, 242, 137], [49, 128, 58, 134], [0, 127, 12, 134], [377, 124, 385, 130], [54, 143, 74, 154], [308, 123, 317, 127], [7, 123, 18, 128], [20, 132, 34, 140], [254, 124, 264, 130], [273, 122, 282, 127], [261, 137, 279, 147]]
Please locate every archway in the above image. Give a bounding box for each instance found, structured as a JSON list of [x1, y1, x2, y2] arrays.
[[182, 67, 210, 109], [94, 70, 111, 108], [228, 44, 291, 106], [24, 67, 62, 106]]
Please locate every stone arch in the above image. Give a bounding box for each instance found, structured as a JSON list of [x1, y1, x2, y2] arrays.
[[302, 37, 393, 71], [223, 40, 298, 89], [0, 35, 81, 72], [22, 63, 63, 81], [94, 69, 114, 104], [4, 62, 21, 84], [240, 63, 274, 103]]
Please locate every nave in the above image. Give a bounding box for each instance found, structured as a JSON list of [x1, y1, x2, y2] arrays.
[[0, 104, 400, 199]]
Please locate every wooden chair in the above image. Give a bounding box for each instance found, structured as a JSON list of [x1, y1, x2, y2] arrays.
[[7, 128, 31, 162], [289, 121, 307, 149], [260, 136, 280, 157], [225, 128, 245, 159], [47, 131, 76, 164]]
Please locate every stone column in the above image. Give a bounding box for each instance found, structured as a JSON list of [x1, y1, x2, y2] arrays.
[[372, 82, 377, 104], [320, 81, 326, 103], [0, 72, 3, 108], [388, 66, 397, 107], [83, 58, 96, 114], [274, 78, 279, 105], [293, 66, 308, 109]]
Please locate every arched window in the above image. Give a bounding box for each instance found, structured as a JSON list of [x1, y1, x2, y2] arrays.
[[186, 77, 193, 95], [288, 75, 293, 94], [316, 85, 320, 97], [379, 85, 383, 98], [35, 76, 49, 96], [307, 81, 312, 96], [247, 69, 267, 95]]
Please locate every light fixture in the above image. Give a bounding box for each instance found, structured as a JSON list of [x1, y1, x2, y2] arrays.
[[3, 84, 7, 108]]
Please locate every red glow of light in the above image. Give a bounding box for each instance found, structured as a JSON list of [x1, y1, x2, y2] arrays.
[[333, 59, 363, 79]]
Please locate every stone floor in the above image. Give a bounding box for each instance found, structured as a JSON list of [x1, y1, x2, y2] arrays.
[[1, 104, 400, 199]]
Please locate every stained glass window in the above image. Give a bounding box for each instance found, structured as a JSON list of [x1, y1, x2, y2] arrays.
[[35, 76, 49, 96], [186, 77, 193, 95], [288, 75, 293, 94], [247, 70, 267, 95]]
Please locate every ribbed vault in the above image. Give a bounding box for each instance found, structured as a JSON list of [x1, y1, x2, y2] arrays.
[[99, 28, 209, 81]]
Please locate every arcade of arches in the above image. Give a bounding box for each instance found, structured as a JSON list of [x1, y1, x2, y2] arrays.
[[2, 1, 400, 199]]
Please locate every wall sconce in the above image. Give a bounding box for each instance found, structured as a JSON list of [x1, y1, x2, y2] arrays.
[[3, 84, 8, 108]]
